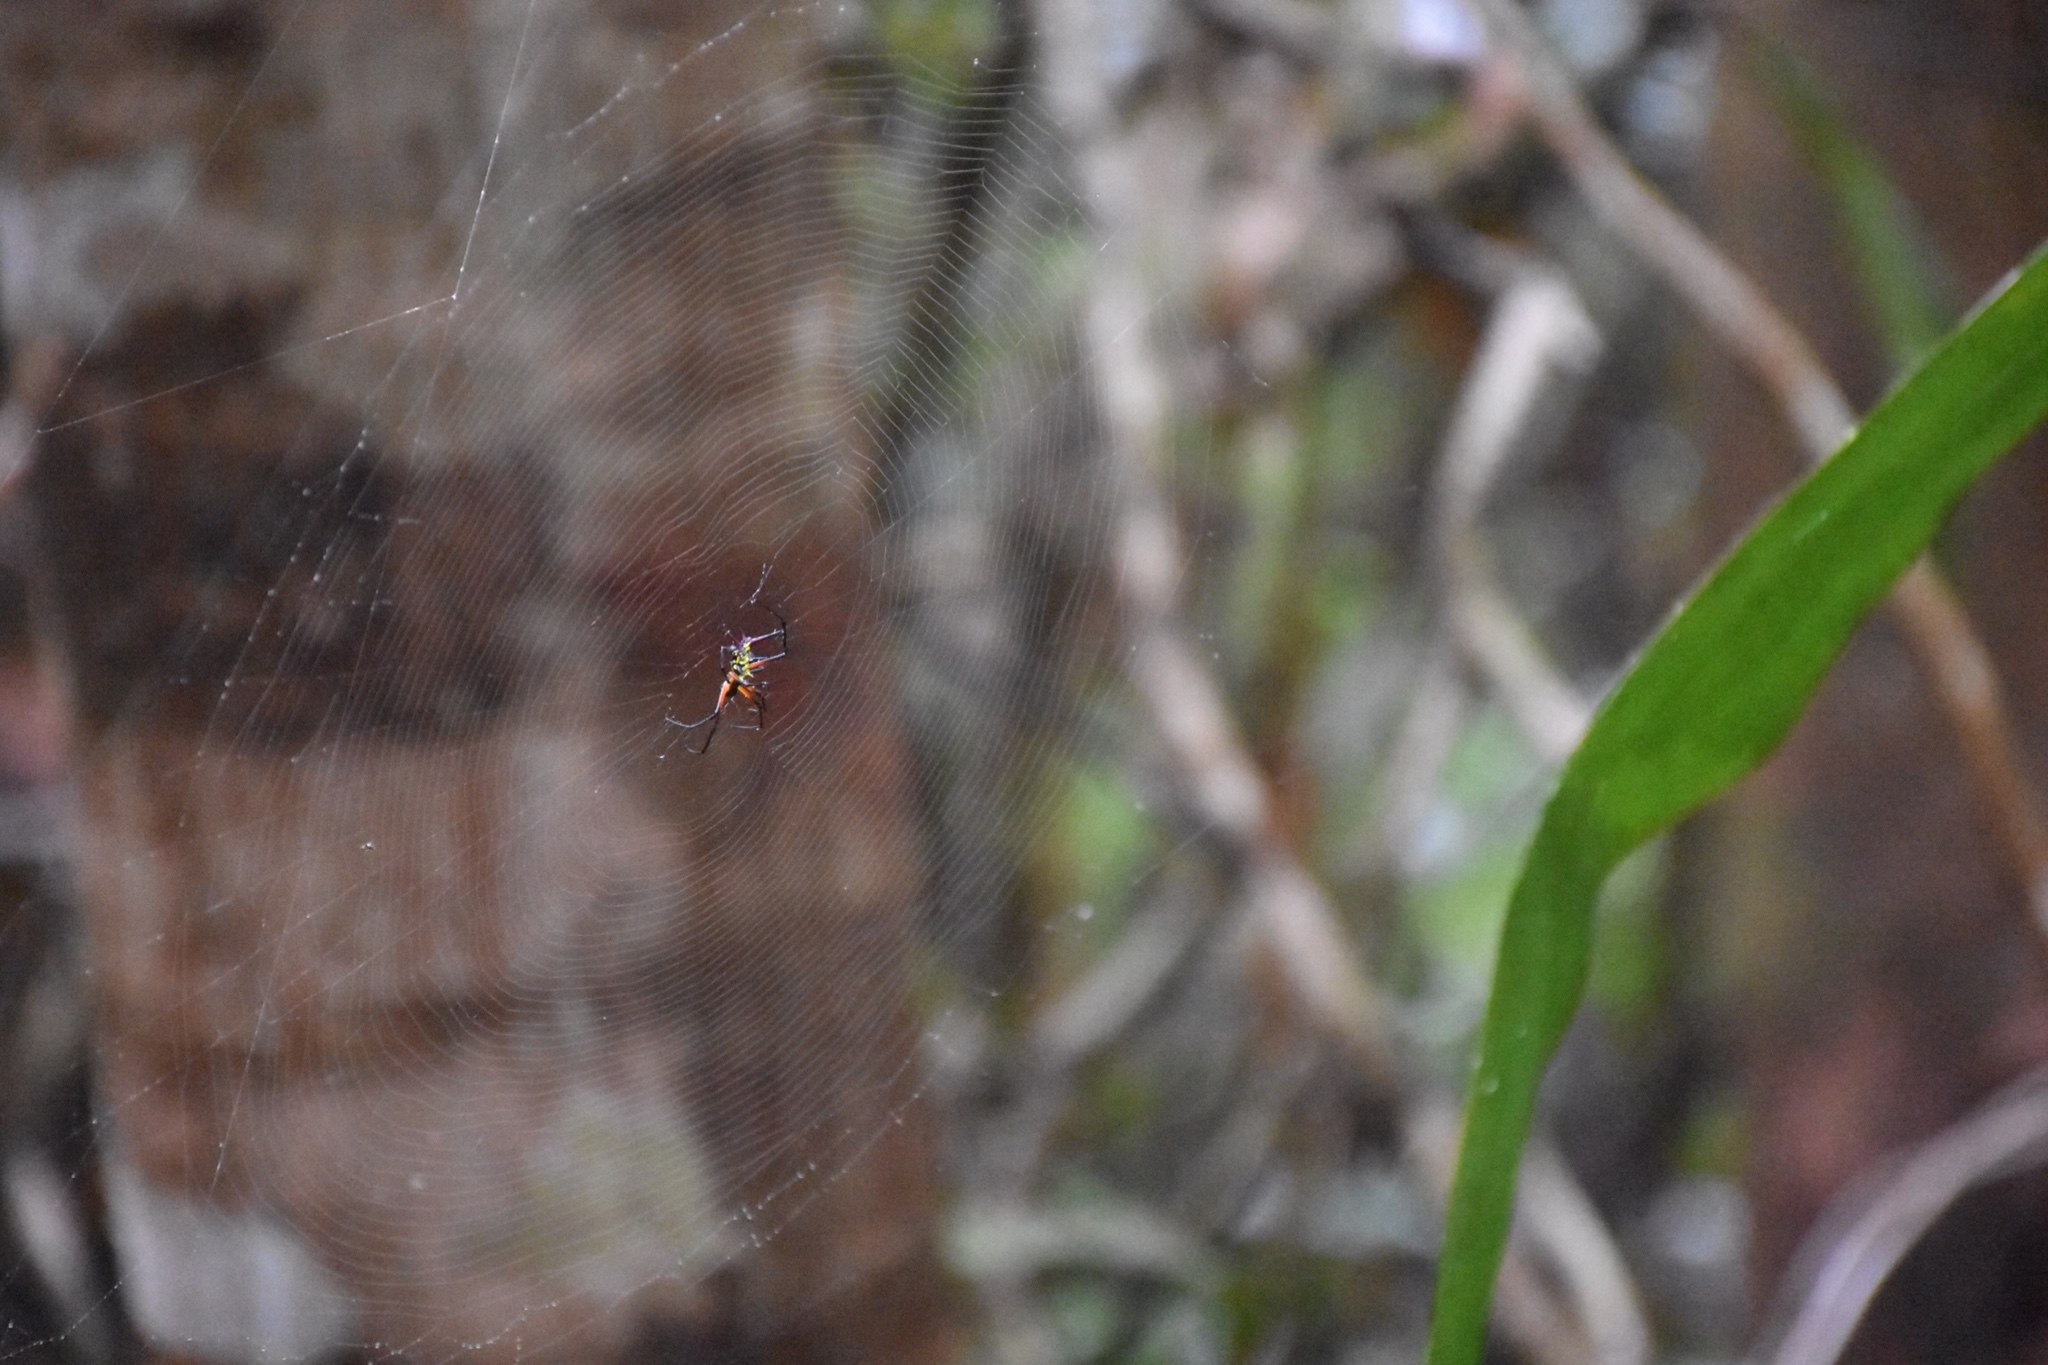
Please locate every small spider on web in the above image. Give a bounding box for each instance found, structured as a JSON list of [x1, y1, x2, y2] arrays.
[[663, 567, 789, 755]]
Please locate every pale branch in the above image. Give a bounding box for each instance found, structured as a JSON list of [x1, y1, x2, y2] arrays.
[[1036, 5, 1647, 1359], [1759, 1068, 2048, 1365], [1889, 562, 2048, 930], [1429, 268, 1601, 765], [1467, 0, 1855, 456], [1039, 0, 1396, 1084], [1513, 1143, 1655, 1365]]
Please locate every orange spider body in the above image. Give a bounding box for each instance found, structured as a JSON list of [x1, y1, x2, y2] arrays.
[[666, 608, 788, 754]]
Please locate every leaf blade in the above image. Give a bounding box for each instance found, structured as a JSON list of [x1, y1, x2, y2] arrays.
[[1426, 239, 2048, 1365]]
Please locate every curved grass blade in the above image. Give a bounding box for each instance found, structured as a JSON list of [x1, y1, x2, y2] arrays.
[[1427, 239, 2048, 1365]]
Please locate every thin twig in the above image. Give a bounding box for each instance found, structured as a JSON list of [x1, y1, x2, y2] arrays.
[[1469, 0, 1853, 456], [1889, 562, 2048, 929], [1517, 1141, 1655, 1365], [1466, 0, 2048, 934], [1041, 0, 1395, 1083], [1429, 267, 1602, 764], [983, 877, 1217, 1194], [1409, 1101, 1651, 1365], [1758, 1068, 2048, 1365], [1036, 9, 1647, 1362], [1375, 265, 1599, 888]]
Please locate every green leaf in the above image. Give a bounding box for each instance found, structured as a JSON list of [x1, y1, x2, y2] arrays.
[[1426, 239, 2048, 1365]]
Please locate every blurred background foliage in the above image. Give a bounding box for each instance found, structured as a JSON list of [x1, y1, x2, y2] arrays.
[[848, 0, 2048, 1359], [0, 0, 2041, 1361]]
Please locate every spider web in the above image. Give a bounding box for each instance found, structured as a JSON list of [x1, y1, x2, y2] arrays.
[[0, 1, 1179, 1359]]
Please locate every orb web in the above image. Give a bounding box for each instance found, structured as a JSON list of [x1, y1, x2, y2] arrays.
[[0, 1, 1207, 1360]]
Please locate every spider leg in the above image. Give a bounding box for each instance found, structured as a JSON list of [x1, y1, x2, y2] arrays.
[[751, 610, 789, 662], [692, 707, 723, 754], [663, 706, 716, 751], [725, 686, 765, 732]]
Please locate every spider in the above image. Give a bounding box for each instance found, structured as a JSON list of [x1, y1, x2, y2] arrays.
[[665, 593, 789, 755]]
